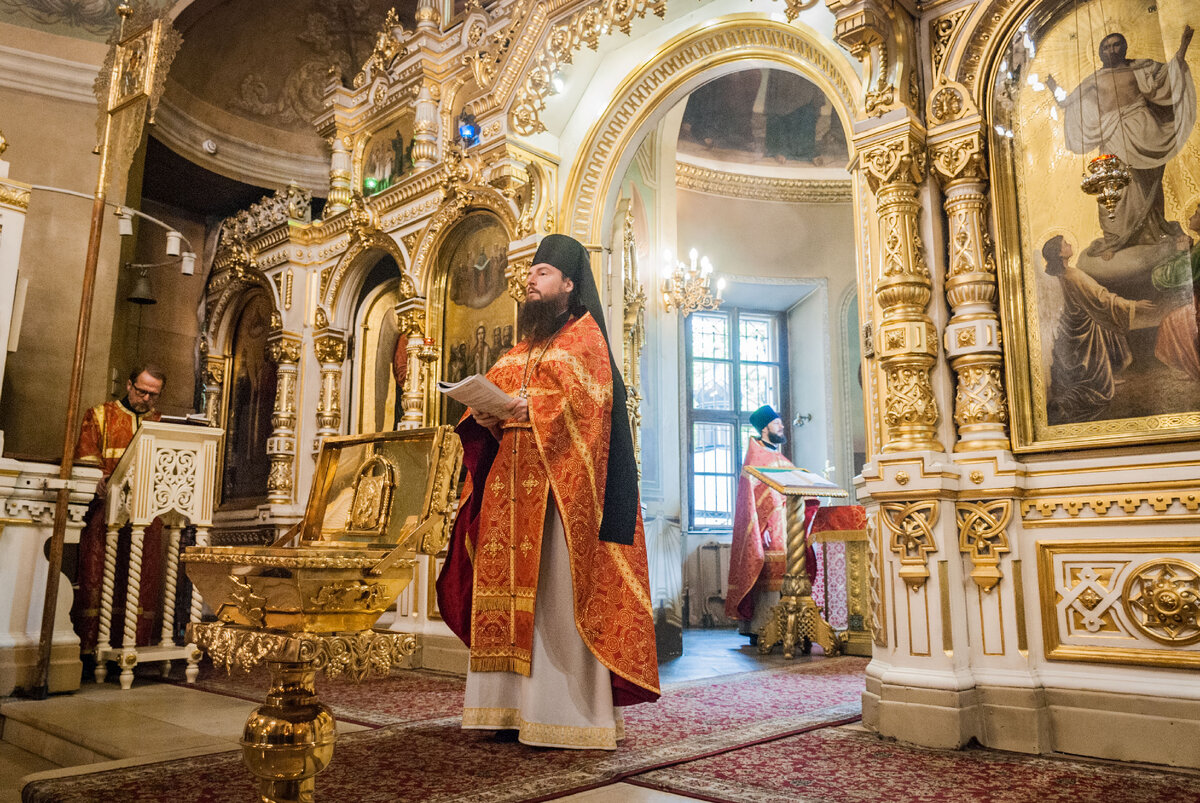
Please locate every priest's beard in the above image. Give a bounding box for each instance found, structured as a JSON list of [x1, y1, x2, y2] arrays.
[[766, 432, 786, 446], [518, 297, 568, 343]]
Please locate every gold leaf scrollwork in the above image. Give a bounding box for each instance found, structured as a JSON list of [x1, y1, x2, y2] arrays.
[[507, 257, 531, 302], [955, 365, 1008, 428], [266, 334, 302, 365], [509, 0, 669, 136], [861, 135, 926, 192], [1122, 559, 1200, 646], [189, 622, 417, 682], [883, 366, 938, 428], [353, 9, 410, 88], [227, 575, 267, 628], [881, 500, 939, 589], [346, 193, 382, 244], [867, 508, 888, 647], [462, 0, 527, 90], [309, 580, 390, 612], [313, 333, 347, 365], [929, 10, 965, 78], [0, 181, 31, 210], [955, 500, 1012, 592]]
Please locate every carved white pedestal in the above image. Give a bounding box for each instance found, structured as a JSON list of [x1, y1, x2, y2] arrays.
[[96, 421, 221, 689]]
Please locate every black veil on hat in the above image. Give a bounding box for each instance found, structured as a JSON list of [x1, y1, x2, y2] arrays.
[[531, 234, 638, 546]]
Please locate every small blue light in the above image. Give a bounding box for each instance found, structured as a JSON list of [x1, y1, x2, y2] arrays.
[[457, 112, 480, 146]]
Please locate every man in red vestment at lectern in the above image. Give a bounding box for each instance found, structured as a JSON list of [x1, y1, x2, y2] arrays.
[[71, 364, 167, 658], [726, 404, 818, 645], [437, 234, 659, 751]]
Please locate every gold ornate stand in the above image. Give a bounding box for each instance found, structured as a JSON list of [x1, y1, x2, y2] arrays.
[[188, 622, 416, 803], [745, 467, 848, 659]]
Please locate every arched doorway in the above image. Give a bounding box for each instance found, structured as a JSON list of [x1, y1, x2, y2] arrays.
[[552, 17, 868, 666]]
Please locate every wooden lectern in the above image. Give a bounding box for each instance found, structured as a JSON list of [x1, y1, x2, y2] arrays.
[[741, 465, 848, 659], [96, 420, 222, 689]]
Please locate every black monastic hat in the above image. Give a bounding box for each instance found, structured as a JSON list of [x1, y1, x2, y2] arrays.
[[532, 234, 638, 546]]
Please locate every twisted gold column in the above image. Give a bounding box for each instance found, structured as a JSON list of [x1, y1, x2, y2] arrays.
[[860, 128, 943, 453], [930, 129, 1009, 451], [266, 333, 302, 504], [759, 496, 842, 659]]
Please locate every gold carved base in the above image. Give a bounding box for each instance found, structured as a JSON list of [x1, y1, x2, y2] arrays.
[[758, 586, 844, 659], [187, 622, 417, 803]]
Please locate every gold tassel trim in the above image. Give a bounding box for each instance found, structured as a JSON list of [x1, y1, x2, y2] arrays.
[[470, 655, 532, 675], [473, 596, 536, 613]]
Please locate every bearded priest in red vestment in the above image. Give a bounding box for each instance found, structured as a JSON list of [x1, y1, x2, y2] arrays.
[[71, 365, 167, 655], [437, 234, 659, 750], [726, 404, 818, 644]]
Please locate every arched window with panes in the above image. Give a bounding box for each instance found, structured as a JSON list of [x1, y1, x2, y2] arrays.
[[685, 307, 790, 530]]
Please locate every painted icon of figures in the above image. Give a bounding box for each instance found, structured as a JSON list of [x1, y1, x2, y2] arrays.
[[1047, 26, 1195, 294], [372, 308, 408, 431], [678, 68, 848, 167], [120, 39, 146, 98], [1043, 236, 1156, 424], [224, 293, 277, 501], [364, 129, 410, 192], [439, 214, 515, 424], [448, 243, 507, 309], [1152, 203, 1200, 382]]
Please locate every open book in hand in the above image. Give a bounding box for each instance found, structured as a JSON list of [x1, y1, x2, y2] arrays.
[[436, 374, 517, 420]]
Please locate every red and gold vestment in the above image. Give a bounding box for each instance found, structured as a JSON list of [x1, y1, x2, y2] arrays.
[[725, 437, 817, 621], [439, 313, 660, 704], [72, 400, 164, 652]]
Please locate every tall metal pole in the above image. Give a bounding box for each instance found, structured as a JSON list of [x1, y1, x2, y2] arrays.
[[31, 9, 128, 699]]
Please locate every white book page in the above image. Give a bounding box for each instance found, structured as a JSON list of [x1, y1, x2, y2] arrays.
[[436, 374, 516, 419]]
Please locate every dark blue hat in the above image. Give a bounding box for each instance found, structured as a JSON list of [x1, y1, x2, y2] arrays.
[[749, 405, 780, 432]]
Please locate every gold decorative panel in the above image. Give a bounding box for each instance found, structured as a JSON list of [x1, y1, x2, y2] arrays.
[[1037, 539, 1200, 669], [881, 500, 939, 589], [956, 500, 1012, 592]]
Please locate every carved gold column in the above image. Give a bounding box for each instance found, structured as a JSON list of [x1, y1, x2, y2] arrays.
[[313, 330, 347, 446], [411, 83, 438, 170], [930, 129, 1009, 451], [201, 353, 225, 425], [621, 208, 646, 477], [396, 299, 431, 429], [265, 332, 302, 505], [327, 136, 352, 215], [860, 127, 942, 453]]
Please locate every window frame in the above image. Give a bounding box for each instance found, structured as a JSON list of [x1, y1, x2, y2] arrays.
[[684, 305, 790, 532]]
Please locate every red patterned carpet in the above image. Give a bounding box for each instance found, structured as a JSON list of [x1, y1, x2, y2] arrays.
[[629, 726, 1200, 803], [23, 657, 867, 802], [181, 662, 468, 727]]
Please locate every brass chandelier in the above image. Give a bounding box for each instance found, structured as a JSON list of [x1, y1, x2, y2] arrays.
[[662, 248, 724, 316]]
